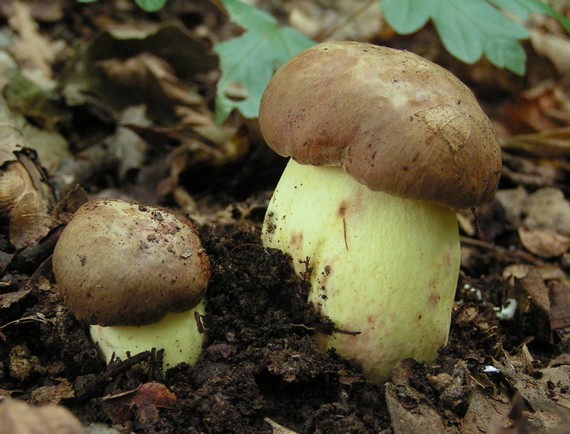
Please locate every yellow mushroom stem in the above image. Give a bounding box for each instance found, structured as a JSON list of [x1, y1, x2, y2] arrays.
[[89, 300, 206, 370], [261, 159, 461, 382]]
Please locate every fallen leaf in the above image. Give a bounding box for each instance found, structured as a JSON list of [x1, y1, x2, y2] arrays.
[[501, 83, 562, 134], [462, 388, 511, 434], [495, 186, 528, 226], [501, 153, 558, 188], [0, 287, 31, 309], [2, 151, 57, 250], [7, 2, 57, 88], [385, 383, 459, 434], [0, 398, 84, 434], [518, 226, 570, 258], [132, 382, 177, 408], [523, 188, 570, 236], [29, 379, 75, 406], [3, 69, 71, 131], [289, 0, 383, 40], [103, 382, 176, 428], [512, 267, 552, 343], [530, 30, 570, 75], [265, 417, 298, 434], [501, 127, 570, 161], [60, 24, 216, 123], [548, 280, 570, 341], [502, 263, 566, 285]]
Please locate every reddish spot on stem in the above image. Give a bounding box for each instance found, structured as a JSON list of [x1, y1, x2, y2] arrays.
[[290, 232, 303, 249], [428, 291, 440, 308]]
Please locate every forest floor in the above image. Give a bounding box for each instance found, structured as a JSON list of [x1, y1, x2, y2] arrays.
[[0, 1, 569, 433]]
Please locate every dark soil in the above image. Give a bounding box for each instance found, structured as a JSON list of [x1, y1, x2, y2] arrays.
[[1, 1, 569, 433]]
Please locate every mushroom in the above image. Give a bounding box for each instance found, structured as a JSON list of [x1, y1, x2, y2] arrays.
[[258, 41, 501, 382], [52, 198, 211, 370]]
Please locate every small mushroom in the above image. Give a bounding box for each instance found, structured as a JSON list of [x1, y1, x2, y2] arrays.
[[52, 198, 211, 370], [258, 41, 501, 382]]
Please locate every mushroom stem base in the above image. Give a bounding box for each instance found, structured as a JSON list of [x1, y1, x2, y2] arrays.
[[89, 301, 206, 371], [261, 159, 461, 382]]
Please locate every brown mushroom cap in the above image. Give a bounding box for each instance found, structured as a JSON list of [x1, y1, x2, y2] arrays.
[[52, 198, 211, 326], [258, 41, 502, 209]]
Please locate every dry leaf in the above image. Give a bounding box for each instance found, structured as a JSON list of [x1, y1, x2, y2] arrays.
[[502, 263, 566, 285], [548, 280, 570, 341], [385, 383, 459, 434], [0, 287, 31, 309], [0, 398, 84, 434], [29, 379, 75, 406], [103, 382, 177, 429], [495, 187, 528, 226], [265, 418, 298, 434], [512, 267, 552, 343], [530, 30, 570, 75], [60, 24, 216, 122], [501, 83, 562, 134], [523, 188, 570, 236], [515, 267, 550, 314], [7, 2, 57, 88], [0, 96, 57, 249], [502, 128, 570, 161], [518, 226, 570, 258], [289, 0, 382, 40], [131, 382, 177, 408], [1, 151, 57, 250], [462, 388, 511, 434]]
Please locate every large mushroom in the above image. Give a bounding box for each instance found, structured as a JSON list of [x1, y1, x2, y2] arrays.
[[52, 198, 211, 370], [258, 41, 501, 382]]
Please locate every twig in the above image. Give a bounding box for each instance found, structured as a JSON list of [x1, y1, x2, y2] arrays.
[[460, 236, 546, 266]]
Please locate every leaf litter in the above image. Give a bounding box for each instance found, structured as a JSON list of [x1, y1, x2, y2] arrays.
[[0, 1, 569, 433]]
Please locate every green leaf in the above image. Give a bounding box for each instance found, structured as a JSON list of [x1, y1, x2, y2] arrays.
[[221, 0, 279, 30], [484, 37, 527, 74], [433, 0, 526, 69], [215, 0, 314, 123], [134, 0, 167, 13], [488, 0, 570, 32], [381, 0, 530, 74], [432, 0, 528, 73], [380, 0, 435, 34]]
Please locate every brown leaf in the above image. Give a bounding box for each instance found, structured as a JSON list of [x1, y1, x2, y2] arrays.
[[132, 382, 177, 408], [501, 84, 562, 134], [385, 383, 459, 434], [0, 98, 57, 249], [265, 417, 298, 434], [462, 388, 511, 434], [0, 100, 24, 165], [502, 263, 566, 285], [103, 382, 176, 427], [59, 24, 216, 122], [512, 267, 552, 343], [502, 128, 570, 161], [7, 2, 56, 85], [0, 398, 84, 434], [29, 379, 75, 406], [523, 188, 570, 237], [0, 287, 32, 309], [9, 150, 57, 244], [548, 280, 570, 341], [515, 267, 550, 314], [518, 226, 570, 258], [289, 0, 382, 41], [531, 30, 570, 75]]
